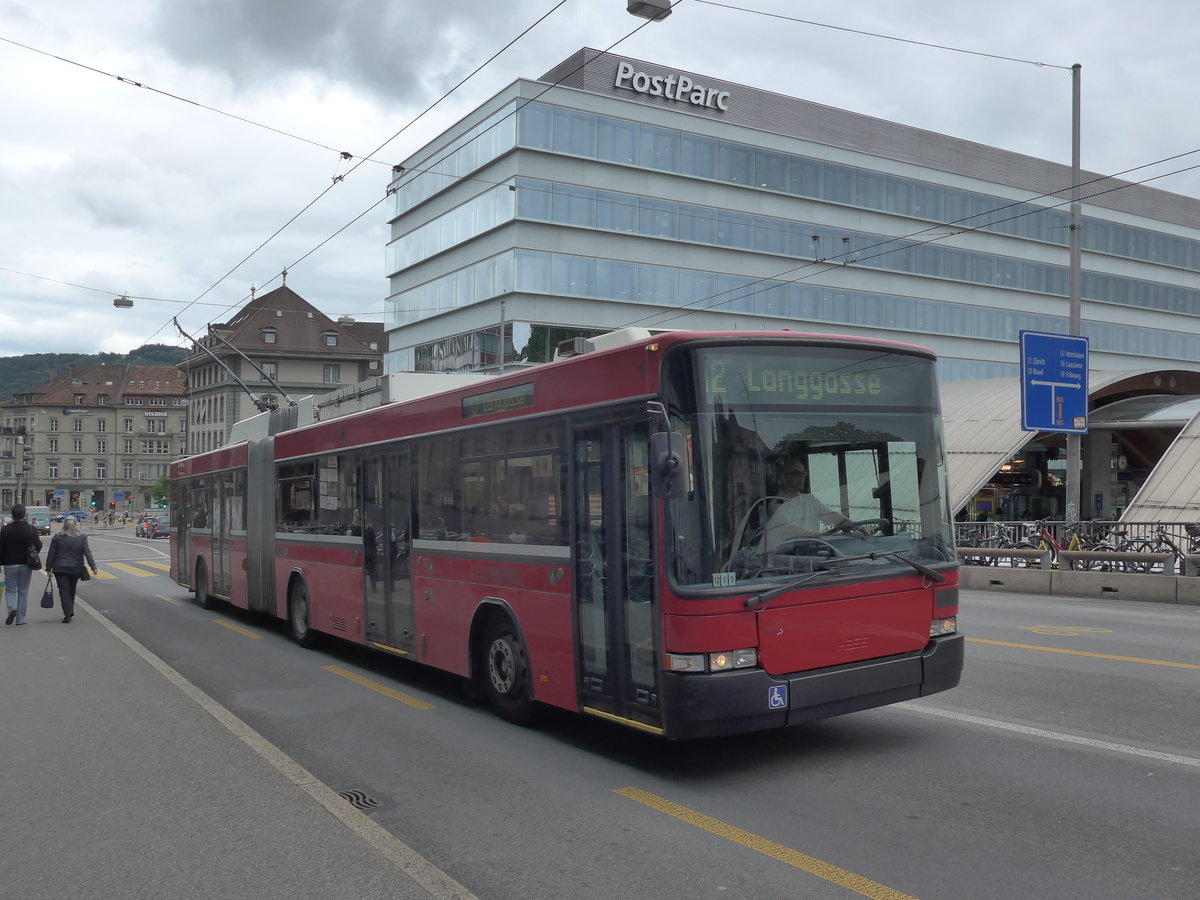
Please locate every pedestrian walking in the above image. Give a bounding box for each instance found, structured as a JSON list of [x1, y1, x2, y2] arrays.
[[0, 503, 43, 626], [45, 516, 98, 623]]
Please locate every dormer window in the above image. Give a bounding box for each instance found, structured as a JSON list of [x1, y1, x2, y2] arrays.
[[323, 332, 338, 347], [262, 328, 278, 344]]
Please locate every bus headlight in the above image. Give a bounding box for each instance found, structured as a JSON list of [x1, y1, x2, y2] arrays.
[[709, 648, 758, 671], [666, 649, 758, 673], [930, 617, 957, 637]]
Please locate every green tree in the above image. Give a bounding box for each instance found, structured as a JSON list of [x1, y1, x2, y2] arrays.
[[149, 473, 171, 508]]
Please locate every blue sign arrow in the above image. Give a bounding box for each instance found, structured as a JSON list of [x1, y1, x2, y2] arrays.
[[1019, 331, 1089, 434]]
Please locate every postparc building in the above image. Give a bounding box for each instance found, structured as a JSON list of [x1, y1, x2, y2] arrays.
[[384, 48, 1200, 522]]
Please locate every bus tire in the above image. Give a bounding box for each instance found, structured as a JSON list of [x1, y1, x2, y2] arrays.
[[482, 613, 542, 726], [194, 560, 218, 610], [288, 579, 319, 649]]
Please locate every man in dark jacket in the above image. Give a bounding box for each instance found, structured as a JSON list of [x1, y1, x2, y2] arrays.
[[0, 504, 43, 625]]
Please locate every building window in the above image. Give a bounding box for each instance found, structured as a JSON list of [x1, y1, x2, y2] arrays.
[[49, 419, 58, 432], [97, 419, 107, 433], [73, 419, 83, 432], [124, 418, 134, 432], [72, 464, 82, 479], [149, 397, 166, 407], [72, 439, 82, 454], [123, 463, 134, 480], [73, 394, 85, 405], [96, 463, 106, 480], [123, 439, 133, 454], [48, 439, 57, 453], [323, 364, 341, 384], [261, 328, 278, 344], [96, 439, 107, 454], [97, 394, 109, 405], [261, 362, 278, 379], [127, 397, 144, 406], [48, 464, 59, 479], [323, 332, 338, 347]]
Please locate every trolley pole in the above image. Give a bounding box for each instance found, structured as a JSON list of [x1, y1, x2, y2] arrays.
[[1065, 63, 1083, 525]]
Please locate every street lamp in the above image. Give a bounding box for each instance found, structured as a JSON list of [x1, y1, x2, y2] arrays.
[[113, 295, 134, 308], [627, 0, 671, 21]]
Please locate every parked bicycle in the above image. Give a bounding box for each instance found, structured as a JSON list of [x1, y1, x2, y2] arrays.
[[1015, 519, 1120, 570], [1119, 524, 1200, 574]]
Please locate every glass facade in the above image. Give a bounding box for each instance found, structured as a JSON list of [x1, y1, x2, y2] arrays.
[[385, 93, 1200, 381], [514, 101, 1200, 277], [387, 173, 1200, 319], [387, 101, 519, 218], [390, 248, 1200, 365]]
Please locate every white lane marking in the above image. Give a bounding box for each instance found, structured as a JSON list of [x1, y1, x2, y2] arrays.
[[898, 702, 1200, 769]]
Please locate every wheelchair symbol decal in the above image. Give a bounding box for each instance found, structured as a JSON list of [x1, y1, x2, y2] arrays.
[[768, 685, 788, 710]]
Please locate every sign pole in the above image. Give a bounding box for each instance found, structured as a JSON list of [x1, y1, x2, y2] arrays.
[[1065, 63, 1083, 525]]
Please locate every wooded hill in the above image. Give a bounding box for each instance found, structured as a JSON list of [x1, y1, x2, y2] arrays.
[[0, 345, 186, 401]]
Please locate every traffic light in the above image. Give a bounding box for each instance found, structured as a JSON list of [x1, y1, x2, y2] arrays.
[[160, 501, 168, 509], [45, 490, 52, 504], [109, 501, 116, 509], [90, 500, 97, 508]]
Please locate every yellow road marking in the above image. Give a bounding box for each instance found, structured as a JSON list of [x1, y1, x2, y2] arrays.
[[155, 594, 184, 607], [108, 562, 158, 578], [967, 637, 1200, 670], [90, 569, 118, 580], [213, 619, 263, 640], [138, 560, 172, 572], [323, 665, 434, 710], [615, 787, 917, 900]]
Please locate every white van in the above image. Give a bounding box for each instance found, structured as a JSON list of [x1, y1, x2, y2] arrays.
[[24, 505, 52, 535]]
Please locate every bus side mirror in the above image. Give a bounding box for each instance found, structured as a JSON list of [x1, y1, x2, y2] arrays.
[[651, 431, 688, 498]]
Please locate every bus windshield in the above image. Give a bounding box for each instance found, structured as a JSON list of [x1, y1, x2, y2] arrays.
[[664, 344, 955, 590]]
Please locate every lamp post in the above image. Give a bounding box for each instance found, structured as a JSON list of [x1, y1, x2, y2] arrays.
[[1065, 63, 1083, 525]]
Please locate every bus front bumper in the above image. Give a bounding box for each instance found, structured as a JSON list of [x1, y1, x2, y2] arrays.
[[660, 633, 964, 740]]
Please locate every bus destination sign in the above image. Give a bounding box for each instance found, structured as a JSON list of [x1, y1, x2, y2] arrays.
[[462, 383, 535, 419]]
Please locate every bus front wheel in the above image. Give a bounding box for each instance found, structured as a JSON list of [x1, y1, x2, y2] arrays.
[[482, 614, 541, 726], [289, 581, 318, 649]]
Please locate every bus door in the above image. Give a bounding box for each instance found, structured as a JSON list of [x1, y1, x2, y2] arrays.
[[212, 475, 232, 597], [362, 452, 415, 652], [573, 421, 660, 732]]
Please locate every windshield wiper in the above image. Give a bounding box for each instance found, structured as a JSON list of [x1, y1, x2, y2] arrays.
[[823, 549, 946, 582], [744, 550, 944, 610]]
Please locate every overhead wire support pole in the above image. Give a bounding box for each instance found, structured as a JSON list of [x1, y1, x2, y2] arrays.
[[173, 317, 277, 413], [1065, 63, 1083, 525]]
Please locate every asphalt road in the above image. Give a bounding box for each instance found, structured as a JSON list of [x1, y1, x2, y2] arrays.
[[72, 527, 1200, 899]]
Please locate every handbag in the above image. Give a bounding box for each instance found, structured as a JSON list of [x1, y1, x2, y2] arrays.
[[27, 546, 42, 571], [79, 567, 91, 582], [40, 576, 54, 609]]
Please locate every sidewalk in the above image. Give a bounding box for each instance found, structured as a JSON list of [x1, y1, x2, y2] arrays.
[[0, 587, 475, 900]]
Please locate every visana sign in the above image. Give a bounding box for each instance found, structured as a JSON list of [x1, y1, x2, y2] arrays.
[[613, 61, 730, 111]]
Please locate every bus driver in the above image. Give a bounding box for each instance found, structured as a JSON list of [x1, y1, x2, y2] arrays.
[[761, 455, 858, 550]]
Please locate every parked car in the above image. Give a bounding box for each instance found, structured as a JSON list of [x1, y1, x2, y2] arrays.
[[149, 515, 172, 539]]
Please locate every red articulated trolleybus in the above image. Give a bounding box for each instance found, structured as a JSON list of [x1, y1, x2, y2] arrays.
[[170, 329, 962, 739]]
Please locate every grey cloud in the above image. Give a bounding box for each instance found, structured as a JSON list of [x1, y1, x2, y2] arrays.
[[150, 0, 541, 100]]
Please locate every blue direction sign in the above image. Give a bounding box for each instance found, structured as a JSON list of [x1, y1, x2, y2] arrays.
[[1019, 330, 1089, 433]]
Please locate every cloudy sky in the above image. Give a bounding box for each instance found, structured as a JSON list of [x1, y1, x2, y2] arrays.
[[2, 0, 1198, 358]]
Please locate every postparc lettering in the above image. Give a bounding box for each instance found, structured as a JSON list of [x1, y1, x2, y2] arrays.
[[613, 61, 730, 111]]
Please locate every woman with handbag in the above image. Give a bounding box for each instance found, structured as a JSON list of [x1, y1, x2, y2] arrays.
[[45, 516, 98, 623], [0, 503, 43, 626]]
